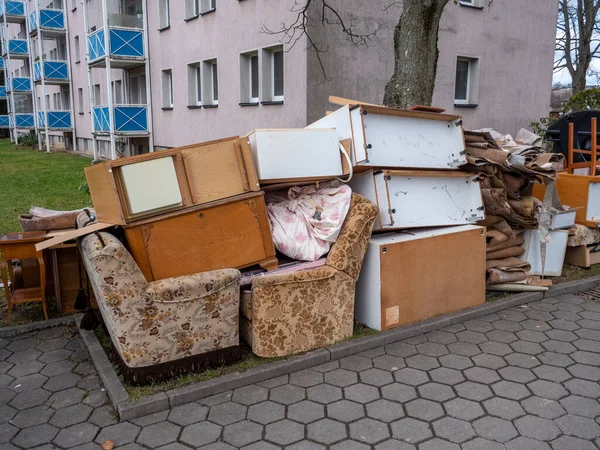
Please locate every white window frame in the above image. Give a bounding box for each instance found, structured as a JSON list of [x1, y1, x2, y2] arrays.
[[159, 0, 170, 29], [240, 50, 260, 104], [210, 61, 218, 105], [187, 62, 202, 106], [77, 87, 83, 113], [250, 54, 259, 103], [200, 0, 215, 14], [93, 84, 100, 105], [162, 69, 173, 108], [271, 50, 284, 101], [454, 56, 479, 106], [112, 80, 123, 104], [185, 0, 200, 18], [74, 35, 80, 63], [454, 57, 471, 105]]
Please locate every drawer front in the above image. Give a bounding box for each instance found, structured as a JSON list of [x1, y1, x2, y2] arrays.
[[126, 197, 275, 280], [0, 242, 41, 260]]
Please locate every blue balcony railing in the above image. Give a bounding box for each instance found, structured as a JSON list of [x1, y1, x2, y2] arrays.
[[93, 105, 148, 133], [37, 110, 72, 129], [2, 39, 28, 57], [0, 58, 5, 69], [0, 115, 9, 128], [7, 77, 31, 92], [9, 113, 35, 128], [87, 27, 144, 64], [0, 86, 6, 98], [33, 60, 68, 82], [28, 8, 65, 34], [0, 1, 25, 22]]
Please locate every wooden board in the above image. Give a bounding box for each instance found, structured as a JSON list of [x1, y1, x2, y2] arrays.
[[36, 222, 115, 251], [84, 163, 125, 224], [123, 192, 277, 281], [53, 247, 97, 314]]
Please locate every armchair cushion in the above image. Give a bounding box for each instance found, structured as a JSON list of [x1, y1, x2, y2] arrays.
[[146, 269, 241, 303]]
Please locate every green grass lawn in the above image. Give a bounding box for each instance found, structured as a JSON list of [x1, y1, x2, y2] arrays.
[[0, 140, 92, 234]]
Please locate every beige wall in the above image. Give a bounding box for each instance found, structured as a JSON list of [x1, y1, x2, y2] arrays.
[[306, 0, 559, 136]]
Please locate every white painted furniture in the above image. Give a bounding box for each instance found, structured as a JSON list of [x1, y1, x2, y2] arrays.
[[520, 229, 569, 277], [349, 169, 484, 231], [307, 104, 466, 169]]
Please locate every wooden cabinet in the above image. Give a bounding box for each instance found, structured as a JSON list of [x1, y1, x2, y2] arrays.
[[349, 169, 484, 231], [355, 225, 486, 331], [307, 104, 466, 169], [85, 137, 259, 225], [123, 192, 278, 281]]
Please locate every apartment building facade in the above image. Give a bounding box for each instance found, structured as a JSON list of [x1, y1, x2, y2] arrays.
[[0, 0, 558, 158]]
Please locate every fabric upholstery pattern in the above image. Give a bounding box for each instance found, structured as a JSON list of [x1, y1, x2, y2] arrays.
[[79, 221, 241, 370], [242, 194, 378, 358]]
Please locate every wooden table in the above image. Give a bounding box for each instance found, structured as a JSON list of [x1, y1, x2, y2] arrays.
[[0, 232, 48, 325]]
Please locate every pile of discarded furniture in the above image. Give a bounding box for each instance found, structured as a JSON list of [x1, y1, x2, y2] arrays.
[[4, 96, 584, 383]]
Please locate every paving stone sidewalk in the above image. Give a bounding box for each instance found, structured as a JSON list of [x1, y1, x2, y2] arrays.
[[2, 292, 600, 449]]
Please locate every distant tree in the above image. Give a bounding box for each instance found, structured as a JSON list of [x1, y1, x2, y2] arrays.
[[555, 0, 600, 94]]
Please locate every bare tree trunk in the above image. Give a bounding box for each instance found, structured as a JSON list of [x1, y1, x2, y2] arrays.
[[383, 0, 450, 109]]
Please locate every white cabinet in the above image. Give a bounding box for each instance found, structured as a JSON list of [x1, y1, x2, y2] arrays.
[[307, 104, 466, 169], [349, 170, 484, 231], [520, 229, 569, 276]]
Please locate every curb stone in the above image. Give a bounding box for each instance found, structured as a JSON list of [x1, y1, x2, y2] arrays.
[[76, 279, 599, 421], [0, 315, 75, 338]]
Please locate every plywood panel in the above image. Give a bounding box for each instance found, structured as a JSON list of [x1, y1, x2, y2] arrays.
[[84, 164, 124, 224], [379, 227, 485, 330]]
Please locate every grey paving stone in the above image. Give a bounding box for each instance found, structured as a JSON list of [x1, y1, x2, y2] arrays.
[[73, 362, 95, 376], [11, 405, 54, 428], [49, 403, 93, 428], [443, 398, 484, 421], [287, 441, 325, 450], [405, 354, 440, 371], [545, 329, 579, 342], [564, 378, 600, 397], [241, 443, 280, 450], [7, 338, 37, 352], [48, 387, 86, 409], [432, 416, 476, 443], [339, 355, 373, 372], [456, 330, 487, 344], [95, 422, 141, 446], [486, 329, 519, 344], [416, 342, 448, 357], [222, 420, 263, 447], [569, 363, 600, 382], [511, 340, 545, 354], [257, 374, 289, 388], [550, 435, 598, 450], [343, 383, 378, 404], [527, 380, 568, 400], [0, 361, 13, 374], [166, 402, 208, 426], [88, 405, 118, 427], [538, 351, 574, 367], [548, 319, 580, 331], [372, 354, 406, 372], [555, 413, 600, 439], [0, 387, 15, 404], [506, 352, 542, 368], [288, 400, 324, 424], [419, 438, 461, 450], [541, 340, 577, 354], [390, 417, 432, 443], [366, 399, 404, 422], [247, 400, 284, 425], [524, 310, 555, 322], [479, 341, 513, 356], [573, 338, 600, 352], [462, 437, 506, 450], [331, 440, 369, 450], [560, 395, 600, 418], [473, 416, 518, 443], [381, 383, 418, 403], [447, 342, 481, 357], [81, 388, 108, 407], [43, 372, 81, 392], [207, 401, 247, 425], [8, 373, 47, 391], [455, 381, 494, 401], [37, 338, 71, 353], [506, 436, 551, 450], [578, 318, 600, 329], [7, 348, 41, 364], [289, 369, 323, 388], [464, 319, 495, 333], [520, 396, 566, 419], [308, 383, 343, 404], [327, 399, 365, 422], [531, 365, 571, 383], [349, 418, 389, 444], [0, 404, 18, 423], [374, 439, 416, 449], [324, 369, 358, 387], [10, 388, 51, 410], [499, 366, 536, 383], [269, 384, 305, 405], [264, 419, 304, 445], [429, 367, 465, 385], [465, 367, 501, 384], [180, 421, 222, 447], [521, 319, 551, 332], [359, 368, 394, 387], [7, 361, 45, 378], [359, 347, 386, 358], [232, 384, 269, 405], [12, 423, 59, 448], [426, 330, 458, 345], [0, 422, 19, 444], [514, 415, 561, 441], [405, 398, 444, 421], [418, 382, 455, 402], [38, 349, 72, 364], [385, 342, 417, 358], [41, 360, 75, 377], [393, 368, 429, 386], [53, 422, 99, 448], [483, 397, 525, 420], [492, 319, 523, 332], [492, 380, 531, 400], [198, 444, 235, 450], [439, 353, 473, 370], [131, 410, 169, 427]]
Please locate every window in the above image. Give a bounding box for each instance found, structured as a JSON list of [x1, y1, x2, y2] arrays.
[[129, 74, 147, 104], [74, 36, 80, 63], [162, 69, 173, 108], [454, 56, 479, 106], [185, 0, 199, 18], [159, 0, 170, 29], [112, 80, 123, 104], [45, 94, 50, 109], [459, 0, 483, 7], [187, 62, 201, 106], [71, 0, 77, 10], [262, 45, 284, 102], [201, 59, 218, 105], [211, 61, 218, 104], [200, 0, 215, 14], [93, 84, 100, 105], [240, 51, 259, 104], [77, 87, 84, 113]]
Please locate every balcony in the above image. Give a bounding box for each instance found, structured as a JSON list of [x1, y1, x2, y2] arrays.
[[6, 77, 31, 93], [9, 113, 34, 128], [0, 115, 8, 128], [2, 39, 29, 59], [92, 105, 148, 134], [28, 8, 65, 36], [37, 110, 72, 129], [33, 60, 68, 84], [0, 58, 4, 69], [0, 1, 25, 23], [87, 27, 144, 68], [0, 86, 6, 98]]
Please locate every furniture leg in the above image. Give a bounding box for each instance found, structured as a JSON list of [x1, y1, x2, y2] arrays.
[[1, 261, 11, 325], [259, 258, 279, 272], [38, 256, 48, 320]]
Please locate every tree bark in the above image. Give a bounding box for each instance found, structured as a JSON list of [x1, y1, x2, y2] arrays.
[[383, 0, 450, 108]]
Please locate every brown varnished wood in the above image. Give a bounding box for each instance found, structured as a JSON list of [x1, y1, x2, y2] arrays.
[[84, 163, 125, 224]]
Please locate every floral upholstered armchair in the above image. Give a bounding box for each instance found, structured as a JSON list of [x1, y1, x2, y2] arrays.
[[77, 212, 241, 384], [241, 194, 378, 358]]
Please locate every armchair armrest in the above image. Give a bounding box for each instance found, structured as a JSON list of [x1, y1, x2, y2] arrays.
[[146, 268, 241, 303], [252, 265, 337, 288]]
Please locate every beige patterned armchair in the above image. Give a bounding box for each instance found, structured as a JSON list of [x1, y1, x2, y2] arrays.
[[77, 213, 241, 384], [241, 194, 378, 358]]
